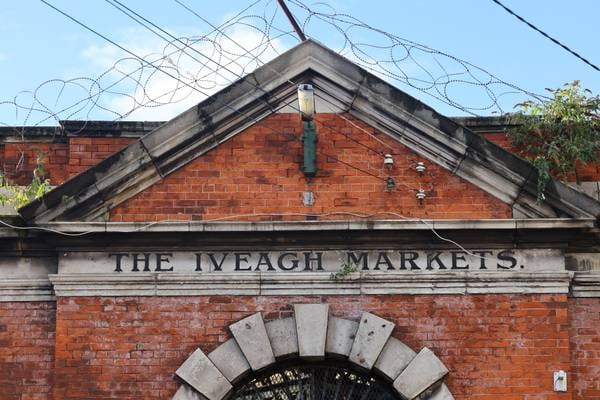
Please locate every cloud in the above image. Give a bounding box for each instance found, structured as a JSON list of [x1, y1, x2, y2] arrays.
[[80, 26, 287, 121]]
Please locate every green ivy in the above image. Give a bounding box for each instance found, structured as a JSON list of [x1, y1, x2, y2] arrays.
[[0, 154, 52, 211], [508, 81, 600, 201]]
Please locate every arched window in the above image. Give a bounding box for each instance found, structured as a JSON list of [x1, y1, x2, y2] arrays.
[[173, 306, 454, 400], [232, 360, 399, 400]]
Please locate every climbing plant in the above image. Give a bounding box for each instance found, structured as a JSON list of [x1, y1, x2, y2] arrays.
[[0, 154, 52, 211], [508, 81, 600, 201]]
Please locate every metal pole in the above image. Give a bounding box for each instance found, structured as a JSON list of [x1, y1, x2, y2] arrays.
[[276, 0, 307, 42]]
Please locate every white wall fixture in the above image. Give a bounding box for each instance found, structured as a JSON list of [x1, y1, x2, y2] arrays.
[[553, 370, 567, 392]]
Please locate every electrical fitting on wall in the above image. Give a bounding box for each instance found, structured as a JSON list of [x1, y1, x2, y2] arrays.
[[297, 83, 315, 121], [383, 154, 394, 170], [415, 161, 426, 174], [416, 188, 426, 201], [553, 370, 567, 392], [298, 84, 317, 177]]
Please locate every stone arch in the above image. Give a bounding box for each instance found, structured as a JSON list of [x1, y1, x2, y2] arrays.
[[173, 304, 454, 400]]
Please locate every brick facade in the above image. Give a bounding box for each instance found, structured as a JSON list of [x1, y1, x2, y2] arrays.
[[1, 115, 599, 399], [569, 298, 600, 399], [0, 302, 55, 400], [47, 294, 571, 400], [110, 114, 512, 222]]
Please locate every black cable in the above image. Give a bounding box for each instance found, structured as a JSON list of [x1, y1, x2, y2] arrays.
[[39, 0, 401, 191], [491, 0, 599, 72], [107, 0, 388, 157]]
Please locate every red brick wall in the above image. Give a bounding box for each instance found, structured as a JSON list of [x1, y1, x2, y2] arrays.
[[0, 301, 55, 400], [569, 298, 600, 399], [50, 294, 570, 400], [67, 137, 136, 177], [1, 142, 69, 185], [110, 114, 512, 222], [0, 138, 134, 186]]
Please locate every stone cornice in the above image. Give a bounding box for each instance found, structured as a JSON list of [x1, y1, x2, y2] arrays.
[[34, 218, 598, 233], [0, 278, 55, 301], [571, 271, 600, 297], [48, 271, 571, 297], [6, 271, 600, 300]]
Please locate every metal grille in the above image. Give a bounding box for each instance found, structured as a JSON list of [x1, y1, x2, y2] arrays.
[[231, 362, 399, 400]]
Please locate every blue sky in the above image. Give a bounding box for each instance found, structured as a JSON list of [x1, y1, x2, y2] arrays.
[[1, 0, 598, 125]]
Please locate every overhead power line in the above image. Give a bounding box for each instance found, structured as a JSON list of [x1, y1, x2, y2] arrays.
[[276, 0, 307, 41], [39, 0, 402, 189], [490, 0, 599, 72]]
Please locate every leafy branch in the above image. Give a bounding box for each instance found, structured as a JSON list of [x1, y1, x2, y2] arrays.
[[0, 154, 52, 211], [330, 251, 359, 280], [508, 81, 600, 201]]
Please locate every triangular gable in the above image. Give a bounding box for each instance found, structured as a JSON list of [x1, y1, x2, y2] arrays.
[[109, 112, 513, 222], [19, 39, 600, 222]]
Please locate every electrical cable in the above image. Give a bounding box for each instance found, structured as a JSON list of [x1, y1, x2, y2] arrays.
[[39, 0, 416, 195], [106, 2, 398, 183], [0, 214, 493, 261], [108, 0, 393, 156], [490, 0, 599, 72]]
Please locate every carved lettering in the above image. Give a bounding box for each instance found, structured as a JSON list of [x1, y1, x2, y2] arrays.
[[348, 252, 369, 270], [235, 253, 252, 271], [110, 253, 129, 272], [278, 253, 299, 271], [155, 253, 173, 272], [399, 251, 420, 270]]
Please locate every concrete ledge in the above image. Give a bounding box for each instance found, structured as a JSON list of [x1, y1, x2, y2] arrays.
[[47, 271, 572, 297], [571, 272, 600, 297], [36, 218, 597, 233], [0, 279, 55, 301]]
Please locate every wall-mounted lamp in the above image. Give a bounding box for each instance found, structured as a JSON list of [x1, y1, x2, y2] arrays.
[[297, 84, 315, 121], [383, 154, 394, 170], [298, 84, 317, 176]]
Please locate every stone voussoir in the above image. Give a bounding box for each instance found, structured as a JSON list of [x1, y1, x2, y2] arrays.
[[393, 347, 449, 400], [325, 316, 359, 358], [373, 337, 417, 381], [294, 303, 329, 359], [175, 348, 232, 400], [208, 338, 251, 384], [349, 312, 395, 370], [265, 317, 299, 359], [229, 312, 275, 371]]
